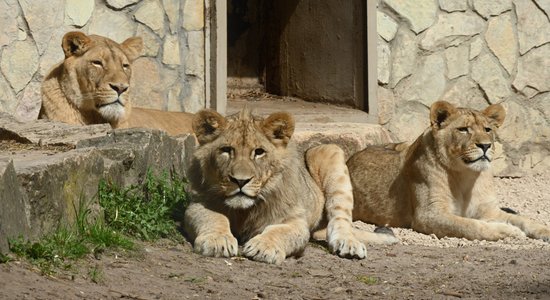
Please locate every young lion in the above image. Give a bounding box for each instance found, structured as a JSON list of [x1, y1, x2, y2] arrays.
[[348, 101, 550, 242], [40, 31, 193, 135], [184, 109, 397, 264]]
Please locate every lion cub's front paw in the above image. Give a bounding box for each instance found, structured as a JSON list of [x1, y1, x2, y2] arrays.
[[529, 227, 550, 243], [485, 222, 525, 240], [194, 232, 238, 258], [242, 235, 285, 265], [328, 234, 367, 259]]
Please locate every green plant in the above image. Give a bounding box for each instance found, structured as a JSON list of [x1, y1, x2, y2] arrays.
[[98, 170, 188, 241], [357, 275, 379, 285], [88, 264, 103, 283], [0, 252, 10, 263]]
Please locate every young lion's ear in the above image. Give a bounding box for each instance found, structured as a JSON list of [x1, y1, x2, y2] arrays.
[[430, 101, 458, 129], [193, 109, 227, 145], [483, 103, 506, 128], [62, 31, 93, 58], [121, 36, 143, 62], [262, 112, 295, 147]]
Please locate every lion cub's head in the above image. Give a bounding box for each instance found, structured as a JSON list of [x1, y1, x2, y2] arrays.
[[190, 108, 295, 209], [58, 31, 142, 125], [429, 101, 506, 172]]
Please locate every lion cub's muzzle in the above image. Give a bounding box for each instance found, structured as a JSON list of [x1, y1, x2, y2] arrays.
[[462, 143, 494, 171], [224, 174, 262, 209]]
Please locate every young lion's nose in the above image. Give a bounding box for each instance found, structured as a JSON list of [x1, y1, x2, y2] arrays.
[[476, 143, 491, 153], [229, 175, 252, 188], [109, 83, 129, 95]]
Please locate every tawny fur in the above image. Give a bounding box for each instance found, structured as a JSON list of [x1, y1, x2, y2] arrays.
[[184, 109, 397, 264], [40, 31, 193, 136], [348, 101, 550, 242]]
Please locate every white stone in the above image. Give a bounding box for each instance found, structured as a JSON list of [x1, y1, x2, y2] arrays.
[[14, 81, 41, 122], [65, 0, 94, 27], [89, 6, 136, 43], [439, 0, 468, 12], [390, 28, 417, 87], [105, 0, 140, 9], [183, 0, 205, 31], [38, 29, 66, 77], [440, 76, 489, 110], [534, 0, 550, 16], [377, 11, 398, 42], [185, 31, 205, 78], [499, 99, 544, 148], [444, 44, 469, 79], [129, 57, 163, 109], [396, 53, 446, 107], [167, 84, 182, 111], [485, 12, 517, 75], [0, 72, 17, 114], [135, 0, 165, 37], [377, 37, 391, 85], [471, 52, 511, 103], [0, 39, 39, 93], [136, 24, 160, 57], [182, 77, 205, 112], [420, 13, 485, 50], [0, 0, 18, 48], [469, 36, 483, 60], [387, 101, 430, 142], [19, 0, 64, 54], [383, 0, 437, 34], [513, 44, 550, 97], [472, 0, 512, 18], [162, 0, 180, 34], [515, 0, 550, 54], [377, 86, 395, 125], [162, 34, 181, 66]]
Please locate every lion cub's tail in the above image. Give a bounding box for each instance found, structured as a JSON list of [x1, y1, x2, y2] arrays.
[[312, 227, 399, 245]]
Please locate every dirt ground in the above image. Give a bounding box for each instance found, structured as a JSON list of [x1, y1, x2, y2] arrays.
[[1, 171, 549, 300]]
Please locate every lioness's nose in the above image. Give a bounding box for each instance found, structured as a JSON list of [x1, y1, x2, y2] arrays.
[[109, 83, 129, 95], [229, 175, 252, 188], [476, 143, 491, 153]]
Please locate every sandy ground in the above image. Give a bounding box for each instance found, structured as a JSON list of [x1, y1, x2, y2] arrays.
[[1, 171, 549, 300]]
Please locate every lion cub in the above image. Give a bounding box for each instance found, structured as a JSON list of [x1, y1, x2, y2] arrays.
[[348, 101, 550, 242], [184, 109, 396, 264]]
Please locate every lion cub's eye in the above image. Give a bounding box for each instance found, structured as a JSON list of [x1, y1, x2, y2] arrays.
[[91, 60, 103, 67], [457, 127, 469, 133], [254, 148, 266, 157], [122, 63, 130, 69], [484, 127, 492, 133], [220, 146, 233, 154]]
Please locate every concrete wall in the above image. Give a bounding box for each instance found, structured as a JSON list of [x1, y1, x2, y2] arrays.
[[376, 0, 550, 176], [0, 0, 206, 122]]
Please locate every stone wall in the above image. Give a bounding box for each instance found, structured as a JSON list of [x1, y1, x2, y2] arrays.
[[376, 0, 550, 176], [0, 0, 206, 123]]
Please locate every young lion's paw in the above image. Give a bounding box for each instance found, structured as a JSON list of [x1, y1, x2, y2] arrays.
[[193, 232, 238, 257], [242, 235, 285, 265], [529, 227, 550, 242], [486, 222, 525, 240], [328, 235, 367, 259]]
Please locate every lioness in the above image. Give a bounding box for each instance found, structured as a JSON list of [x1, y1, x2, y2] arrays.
[[184, 108, 397, 264], [348, 101, 550, 242], [40, 31, 193, 135]]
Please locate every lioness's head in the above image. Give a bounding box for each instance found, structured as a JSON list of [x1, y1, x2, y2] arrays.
[[191, 108, 295, 209], [59, 31, 142, 125], [430, 101, 506, 172]]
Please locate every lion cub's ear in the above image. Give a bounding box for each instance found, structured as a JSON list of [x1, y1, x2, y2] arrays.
[[62, 31, 93, 58], [483, 104, 506, 128], [121, 37, 143, 62], [262, 112, 295, 147], [430, 101, 458, 129], [193, 109, 227, 145]]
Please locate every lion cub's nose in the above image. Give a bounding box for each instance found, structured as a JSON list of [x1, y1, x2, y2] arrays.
[[109, 83, 129, 95], [476, 143, 491, 153], [229, 175, 252, 188]]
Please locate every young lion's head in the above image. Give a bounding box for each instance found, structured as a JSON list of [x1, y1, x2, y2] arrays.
[[57, 31, 142, 125], [429, 101, 506, 172], [189, 108, 295, 210]]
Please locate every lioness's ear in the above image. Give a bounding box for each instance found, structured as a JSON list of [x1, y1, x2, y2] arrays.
[[62, 31, 93, 58], [430, 101, 457, 129], [193, 109, 227, 145], [262, 112, 295, 147], [121, 37, 143, 62], [483, 104, 506, 128]]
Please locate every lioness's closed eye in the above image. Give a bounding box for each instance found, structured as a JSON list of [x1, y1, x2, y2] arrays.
[[348, 101, 550, 243]]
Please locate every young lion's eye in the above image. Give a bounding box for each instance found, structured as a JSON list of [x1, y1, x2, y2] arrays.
[[457, 127, 469, 133], [122, 63, 130, 69], [220, 146, 233, 154], [254, 148, 266, 157], [484, 127, 492, 133], [91, 60, 103, 67]]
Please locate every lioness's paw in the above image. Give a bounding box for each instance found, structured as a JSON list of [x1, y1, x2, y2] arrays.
[[193, 232, 238, 258], [242, 236, 285, 265], [486, 223, 525, 240], [530, 227, 550, 242], [329, 235, 367, 259]]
